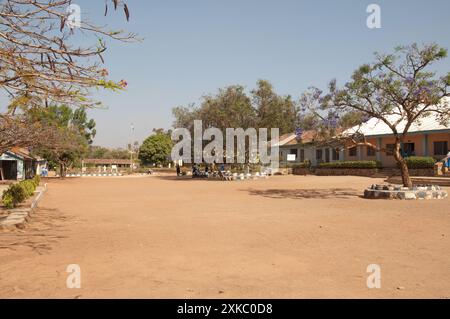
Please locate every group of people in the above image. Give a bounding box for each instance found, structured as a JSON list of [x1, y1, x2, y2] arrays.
[[40, 166, 49, 177], [441, 152, 450, 172], [176, 162, 226, 178]]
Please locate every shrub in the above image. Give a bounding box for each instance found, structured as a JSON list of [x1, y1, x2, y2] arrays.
[[1, 176, 41, 209], [19, 180, 36, 197], [404, 156, 436, 169], [33, 175, 41, 187], [2, 184, 27, 209], [317, 160, 382, 169]]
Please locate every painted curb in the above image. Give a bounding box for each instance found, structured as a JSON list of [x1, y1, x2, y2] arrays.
[[0, 183, 48, 230]]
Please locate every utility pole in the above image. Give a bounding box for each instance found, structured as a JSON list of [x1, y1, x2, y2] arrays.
[[130, 123, 135, 173]]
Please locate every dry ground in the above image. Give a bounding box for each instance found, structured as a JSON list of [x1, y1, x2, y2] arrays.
[[0, 175, 449, 298]]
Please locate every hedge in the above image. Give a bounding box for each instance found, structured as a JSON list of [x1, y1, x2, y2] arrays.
[[292, 161, 312, 169], [317, 160, 382, 169], [404, 156, 436, 169], [1, 175, 41, 209]]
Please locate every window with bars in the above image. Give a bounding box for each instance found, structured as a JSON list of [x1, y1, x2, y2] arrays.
[[367, 147, 376, 157], [316, 149, 323, 160], [434, 141, 448, 156], [300, 149, 305, 162], [386, 144, 395, 156], [332, 148, 340, 161]]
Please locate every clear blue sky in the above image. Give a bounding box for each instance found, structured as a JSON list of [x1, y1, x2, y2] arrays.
[[13, 0, 450, 147]]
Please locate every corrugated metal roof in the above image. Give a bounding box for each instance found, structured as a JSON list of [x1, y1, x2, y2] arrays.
[[5, 147, 35, 160], [273, 130, 317, 146], [344, 98, 450, 137]]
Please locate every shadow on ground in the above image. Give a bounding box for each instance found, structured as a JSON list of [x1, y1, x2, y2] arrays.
[[0, 207, 70, 255], [153, 175, 223, 182], [245, 188, 361, 199]]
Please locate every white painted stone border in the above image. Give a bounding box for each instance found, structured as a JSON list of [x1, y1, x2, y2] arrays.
[[364, 184, 448, 200], [0, 183, 48, 230]]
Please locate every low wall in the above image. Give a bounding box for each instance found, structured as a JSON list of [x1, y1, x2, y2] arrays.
[[292, 167, 310, 175], [292, 167, 435, 177], [407, 168, 435, 176]]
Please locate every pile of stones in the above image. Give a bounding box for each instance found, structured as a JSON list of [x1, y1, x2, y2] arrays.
[[364, 184, 448, 200]]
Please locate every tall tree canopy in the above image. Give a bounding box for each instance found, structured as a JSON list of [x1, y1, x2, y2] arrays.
[[252, 79, 298, 135], [88, 146, 130, 160], [139, 130, 173, 166], [172, 80, 297, 134]]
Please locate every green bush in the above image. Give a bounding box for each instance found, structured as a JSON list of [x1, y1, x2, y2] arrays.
[[1, 177, 40, 209], [404, 156, 436, 169], [318, 160, 381, 169], [20, 180, 36, 197], [33, 175, 41, 187], [2, 184, 27, 209], [292, 161, 312, 169]]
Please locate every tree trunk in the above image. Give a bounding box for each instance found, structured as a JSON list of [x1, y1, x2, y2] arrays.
[[60, 163, 66, 179], [393, 140, 413, 188]]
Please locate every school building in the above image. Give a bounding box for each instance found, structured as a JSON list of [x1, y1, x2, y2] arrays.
[[279, 115, 450, 168]]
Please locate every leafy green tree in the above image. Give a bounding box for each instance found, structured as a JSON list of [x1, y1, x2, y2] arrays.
[[29, 105, 96, 177], [171, 81, 299, 165], [88, 146, 110, 159], [338, 111, 365, 129], [252, 79, 298, 135], [72, 108, 97, 145], [172, 81, 298, 135], [296, 113, 320, 131], [87, 146, 131, 159], [300, 43, 450, 187], [139, 131, 173, 165], [172, 104, 198, 130], [172, 85, 257, 164], [199, 85, 256, 130], [37, 130, 89, 177]]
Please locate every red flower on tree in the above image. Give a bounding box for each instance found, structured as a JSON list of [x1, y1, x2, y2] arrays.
[[119, 79, 128, 88]]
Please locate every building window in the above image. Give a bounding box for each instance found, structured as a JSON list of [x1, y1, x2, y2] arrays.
[[434, 141, 448, 156], [325, 148, 330, 162], [300, 149, 305, 162], [367, 147, 376, 157], [286, 149, 297, 162], [386, 144, 396, 156], [316, 149, 323, 161], [402, 143, 415, 157], [348, 147, 357, 157], [332, 148, 340, 161]]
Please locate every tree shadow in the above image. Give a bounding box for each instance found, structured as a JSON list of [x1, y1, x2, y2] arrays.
[[245, 188, 361, 200], [153, 175, 224, 182], [0, 207, 70, 255]]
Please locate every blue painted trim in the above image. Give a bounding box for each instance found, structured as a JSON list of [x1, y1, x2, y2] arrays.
[[0, 151, 23, 161]]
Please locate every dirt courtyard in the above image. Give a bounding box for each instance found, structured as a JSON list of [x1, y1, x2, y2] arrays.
[[0, 175, 449, 298]]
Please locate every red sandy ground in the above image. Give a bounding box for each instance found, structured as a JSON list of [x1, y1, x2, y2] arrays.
[[0, 175, 449, 298]]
